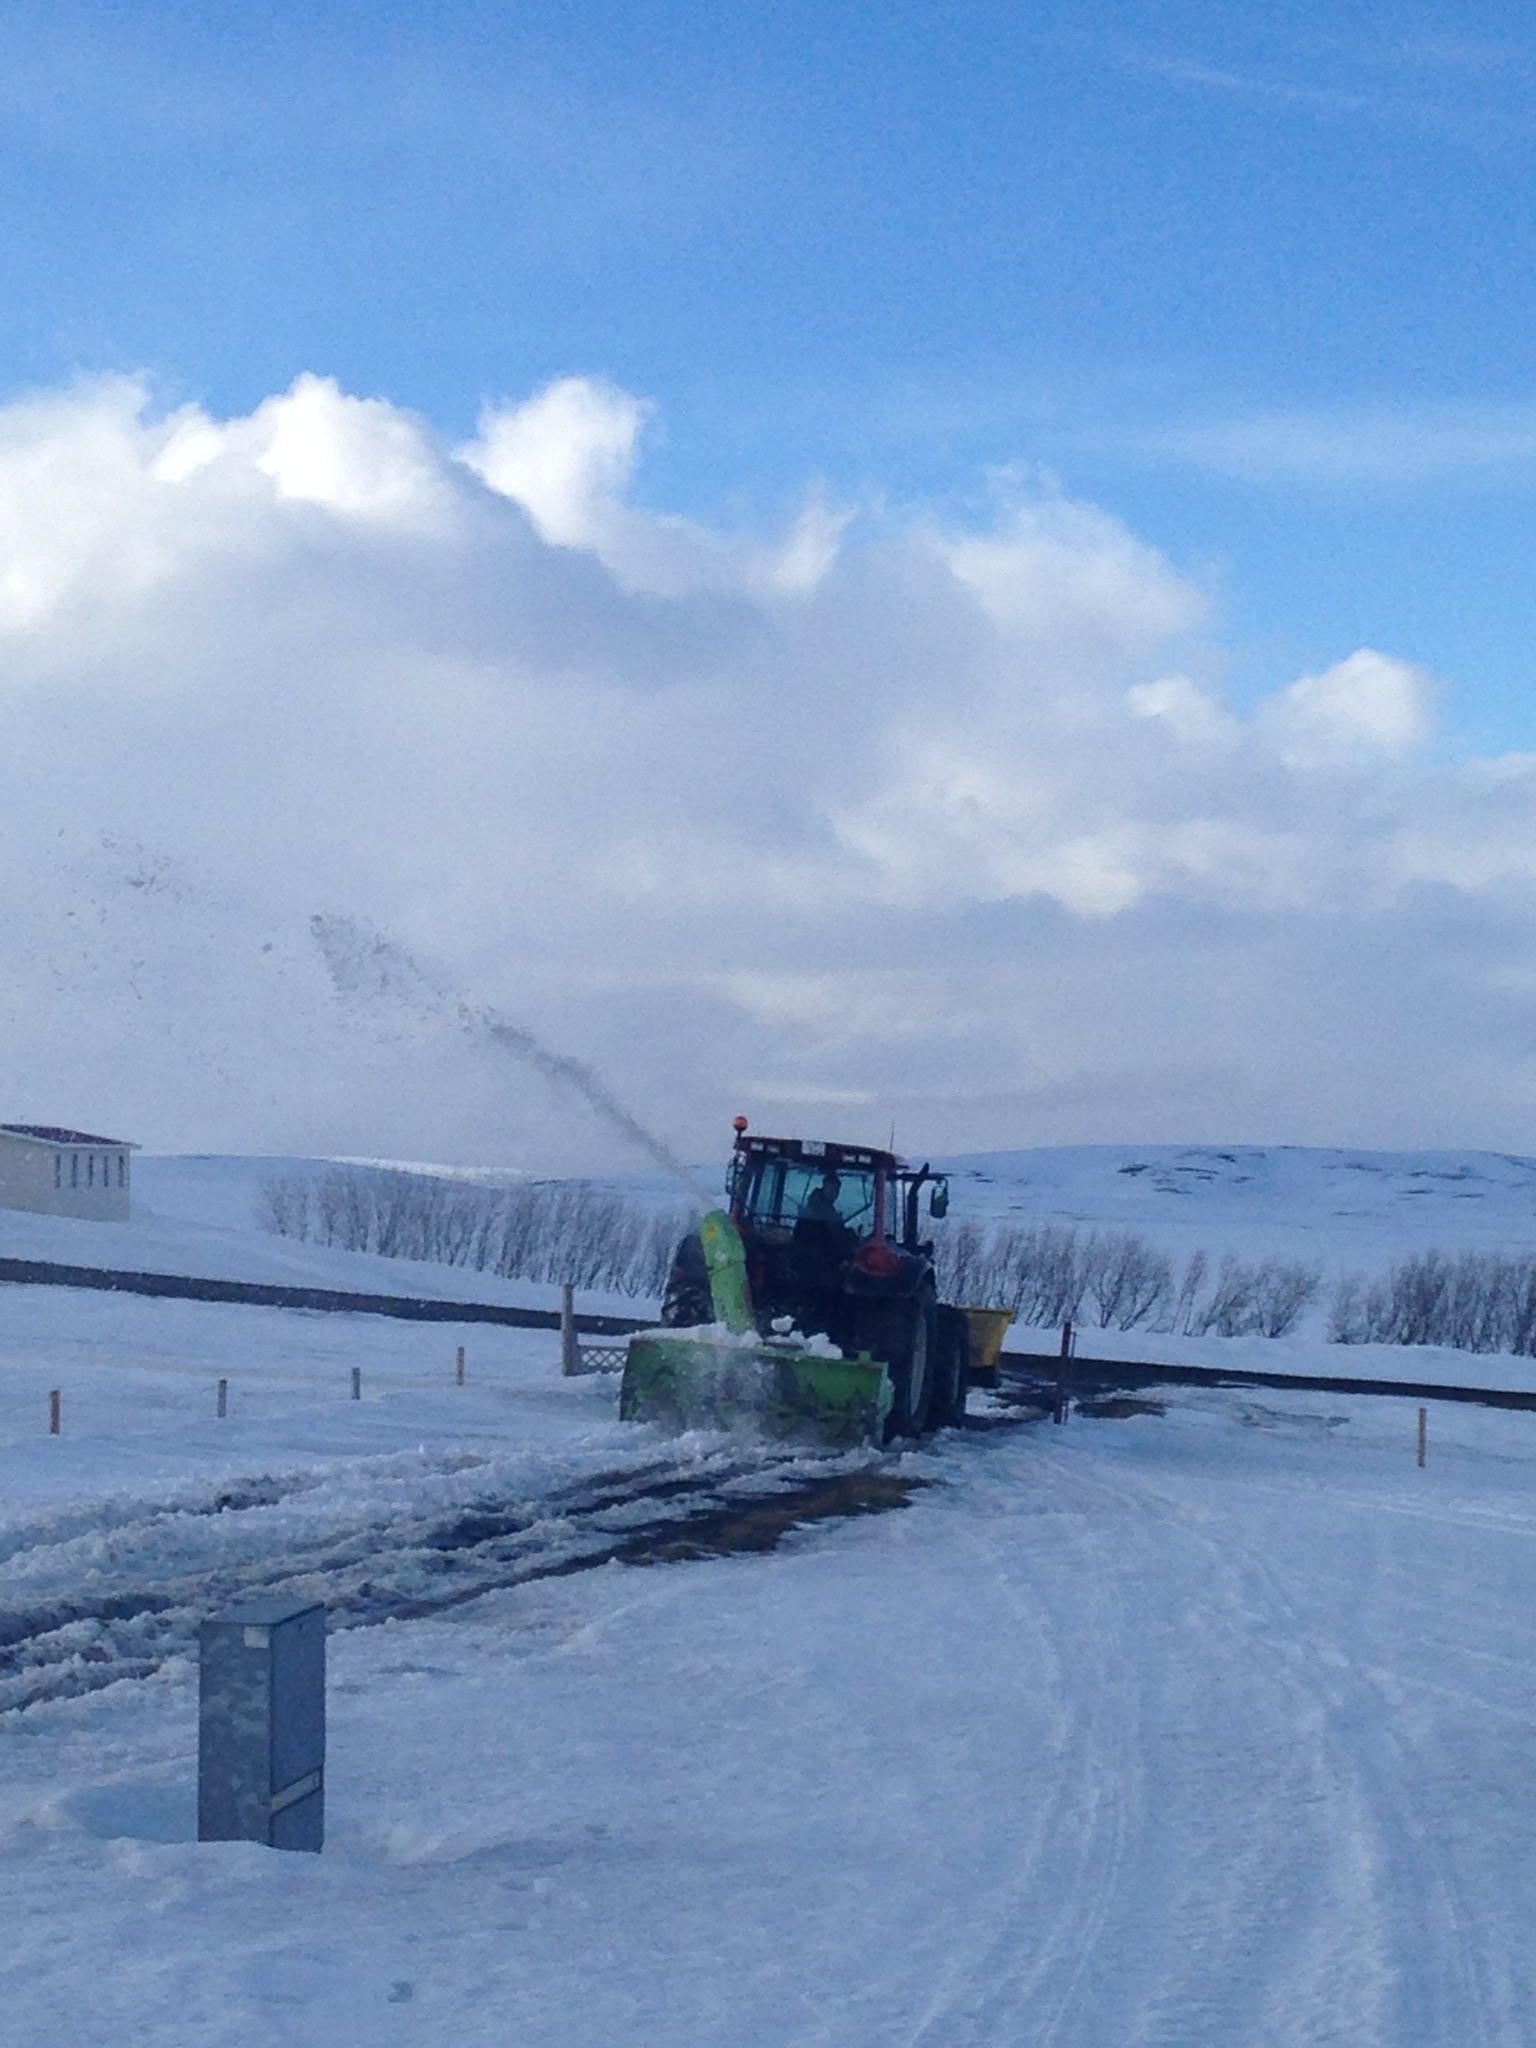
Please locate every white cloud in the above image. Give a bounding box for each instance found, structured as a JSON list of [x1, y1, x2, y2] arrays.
[[1127, 675, 1239, 750], [460, 378, 847, 598], [1259, 648, 1435, 765], [247, 374, 449, 523], [5, 369, 1536, 1165], [942, 495, 1205, 663], [463, 375, 646, 547]]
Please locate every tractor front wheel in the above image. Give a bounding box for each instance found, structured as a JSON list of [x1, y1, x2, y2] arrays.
[[660, 1233, 711, 1327]]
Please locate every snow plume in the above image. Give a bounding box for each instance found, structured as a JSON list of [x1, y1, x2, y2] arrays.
[[474, 1012, 707, 1205], [311, 915, 705, 1202], [5, 367, 1536, 1161]]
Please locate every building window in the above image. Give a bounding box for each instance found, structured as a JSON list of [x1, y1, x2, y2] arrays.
[[117, 1155, 125, 1187], [70, 1154, 78, 1188], [53, 1154, 61, 1188]]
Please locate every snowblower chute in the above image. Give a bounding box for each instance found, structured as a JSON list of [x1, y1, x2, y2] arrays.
[[619, 1124, 974, 1446]]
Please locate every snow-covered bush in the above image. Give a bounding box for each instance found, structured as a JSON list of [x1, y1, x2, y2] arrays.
[[1081, 1233, 1174, 1330], [1187, 1256, 1321, 1339], [256, 1176, 312, 1240], [1251, 1261, 1325, 1339], [933, 1221, 1093, 1325]]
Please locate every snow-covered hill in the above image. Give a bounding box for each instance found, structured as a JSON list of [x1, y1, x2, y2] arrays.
[[938, 1142, 1536, 1268]]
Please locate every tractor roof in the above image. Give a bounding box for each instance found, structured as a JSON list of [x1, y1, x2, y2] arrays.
[[733, 1133, 901, 1174]]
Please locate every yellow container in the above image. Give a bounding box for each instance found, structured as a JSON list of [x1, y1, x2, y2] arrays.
[[959, 1306, 1014, 1380]]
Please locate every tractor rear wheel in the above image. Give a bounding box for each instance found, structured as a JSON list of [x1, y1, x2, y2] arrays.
[[858, 1292, 938, 1442], [932, 1305, 971, 1429]]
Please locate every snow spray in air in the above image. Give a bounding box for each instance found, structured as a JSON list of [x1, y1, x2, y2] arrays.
[[310, 913, 706, 1206]]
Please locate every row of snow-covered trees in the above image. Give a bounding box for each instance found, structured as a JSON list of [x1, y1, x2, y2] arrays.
[[259, 1165, 691, 1300], [942, 1226, 1536, 1356], [933, 1221, 1321, 1338], [259, 1166, 1536, 1358], [1329, 1251, 1536, 1355]]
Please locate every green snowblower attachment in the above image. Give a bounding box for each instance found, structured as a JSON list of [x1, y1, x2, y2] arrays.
[[618, 1210, 893, 1448], [698, 1207, 755, 1337]]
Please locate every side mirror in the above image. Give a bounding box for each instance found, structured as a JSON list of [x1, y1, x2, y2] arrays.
[[928, 1183, 949, 1219]]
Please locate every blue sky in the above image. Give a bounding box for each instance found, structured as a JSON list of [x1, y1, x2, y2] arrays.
[[4, 1, 1534, 743]]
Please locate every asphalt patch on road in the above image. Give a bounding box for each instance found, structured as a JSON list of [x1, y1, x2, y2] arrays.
[[1076, 1396, 1168, 1420], [622, 1470, 926, 1564]]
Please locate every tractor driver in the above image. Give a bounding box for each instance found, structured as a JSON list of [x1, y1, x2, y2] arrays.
[[802, 1171, 847, 1232], [793, 1169, 856, 1295]]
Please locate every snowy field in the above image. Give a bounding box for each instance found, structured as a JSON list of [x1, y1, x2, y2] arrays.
[[4, 1151, 1536, 2044], [0, 1153, 649, 1318]]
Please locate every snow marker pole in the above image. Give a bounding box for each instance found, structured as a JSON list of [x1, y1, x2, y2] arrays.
[[456, 1345, 465, 1386], [217, 1378, 228, 1418], [560, 1284, 581, 1375], [1417, 1406, 1427, 1468], [1054, 1320, 1074, 1424], [48, 1389, 59, 1435]]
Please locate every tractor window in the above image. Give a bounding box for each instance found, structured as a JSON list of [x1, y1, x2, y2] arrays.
[[741, 1161, 877, 1236]]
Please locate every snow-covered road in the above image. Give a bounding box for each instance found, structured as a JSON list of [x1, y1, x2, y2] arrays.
[[0, 1434, 911, 1713], [4, 1379, 1535, 2046], [939, 1395, 1536, 2047]]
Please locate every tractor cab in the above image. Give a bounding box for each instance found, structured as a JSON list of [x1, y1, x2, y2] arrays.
[[718, 1126, 948, 1341], [728, 1129, 947, 1249], [647, 1119, 970, 1441], [729, 1135, 888, 1245]]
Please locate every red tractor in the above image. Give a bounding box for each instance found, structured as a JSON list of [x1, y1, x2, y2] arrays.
[[660, 1122, 969, 1438]]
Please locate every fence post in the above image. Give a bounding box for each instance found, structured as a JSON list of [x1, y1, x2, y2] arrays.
[[198, 1598, 325, 1852], [217, 1378, 228, 1419], [456, 1345, 465, 1386], [560, 1284, 581, 1376], [1054, 1320, 1074, 1425], [350, 1366, 361, 1401], [1417, 1406, 1427, 1468]]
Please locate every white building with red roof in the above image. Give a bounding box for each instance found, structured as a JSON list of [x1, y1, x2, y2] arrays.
[[0, 1125, 136, 1221]]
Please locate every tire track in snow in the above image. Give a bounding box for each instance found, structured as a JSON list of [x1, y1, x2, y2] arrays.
[[1069, 1439, 1430, 2046], [1032, 1421, 1500, 2046], [893, 1433, 1409, 2045], [882, 1444, 1148, 2048], [1161, 1442, 1533, 2041], [0, 1445, 909, 1714], [1219, 1521, 1499, 2048]]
